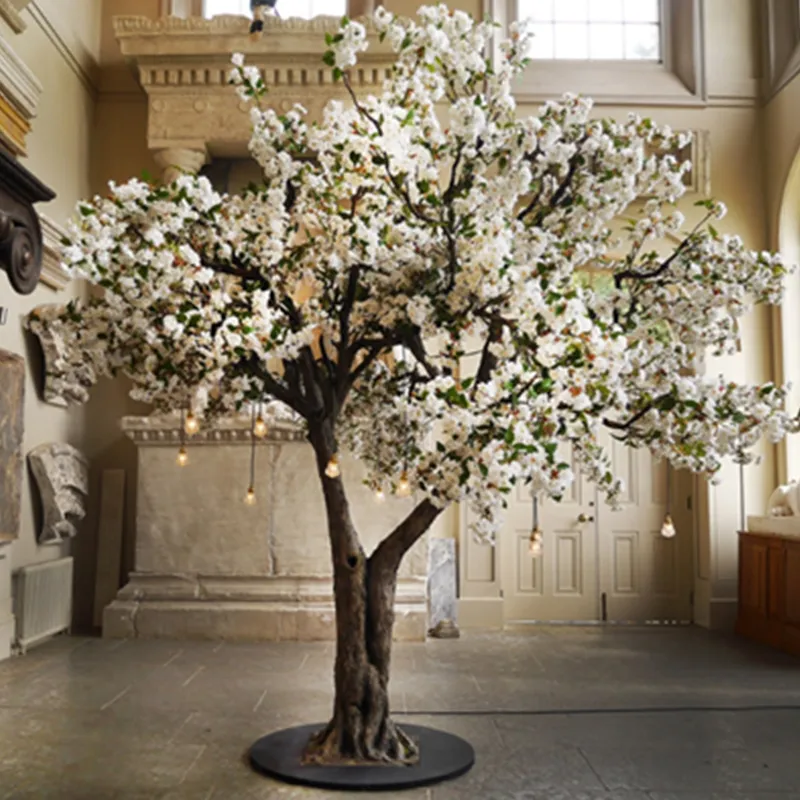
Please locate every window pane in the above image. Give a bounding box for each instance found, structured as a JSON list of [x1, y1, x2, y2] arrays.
[[554, 0, 589, 22], [518, 0, 554, 23], [554, 22, 589, 58], [588, 0, 623, 22], [625, 23, 660, 59], [528, 23, 555, 58], [623, 0, 660, 23], [311, 0, 345, 15], [205, 0, 247, 16], [589, 23, 624, 58]]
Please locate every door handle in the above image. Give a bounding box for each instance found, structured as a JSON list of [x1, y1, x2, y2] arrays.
[[577, 513, 595, 523]]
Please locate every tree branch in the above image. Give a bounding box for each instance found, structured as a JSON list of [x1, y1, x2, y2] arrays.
[[405, 331, 439, 380], [369, 499, 443, 575]]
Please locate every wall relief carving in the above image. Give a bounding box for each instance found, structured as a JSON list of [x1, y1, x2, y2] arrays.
[[25, 304, 95, 407], [28, 443, 89, 544]]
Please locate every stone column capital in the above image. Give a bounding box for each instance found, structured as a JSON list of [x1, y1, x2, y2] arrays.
[[153, 146, 208, 185]]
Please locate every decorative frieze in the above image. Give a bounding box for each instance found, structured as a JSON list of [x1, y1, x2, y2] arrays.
[[122, 413, 306, 446]]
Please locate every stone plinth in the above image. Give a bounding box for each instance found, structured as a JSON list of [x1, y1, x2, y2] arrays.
[[103, 414, 428, 641]]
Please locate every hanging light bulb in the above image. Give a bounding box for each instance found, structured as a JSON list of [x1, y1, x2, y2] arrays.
[[529, 526, 543, 557], [396, 471, 411, 498], [253, 414, 268, 439], [374, 487, 386, 503], [184, 411, 200, 436], [176, 446, 189, 467], [661, 463, 676, 538], [244, 485, 257, 505], [325, 455, 341, 479]]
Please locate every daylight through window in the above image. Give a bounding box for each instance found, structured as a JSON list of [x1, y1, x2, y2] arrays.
[[519, 0, 662, 61], [204, 0, 345, 18]]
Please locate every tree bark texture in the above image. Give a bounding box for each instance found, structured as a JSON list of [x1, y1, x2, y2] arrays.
[[303, 424, 441, 765]]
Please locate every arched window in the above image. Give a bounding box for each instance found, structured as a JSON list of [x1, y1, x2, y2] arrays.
[[204, 0, 346, 18], [519, 0, 661, 61]]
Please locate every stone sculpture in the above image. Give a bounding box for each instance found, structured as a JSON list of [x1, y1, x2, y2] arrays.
[[28, 443, 89, 543], [25, 304, 95, 406], [767, 481, 800, 517], [427, 538, 459, 638], [0, 350, 25, 541]]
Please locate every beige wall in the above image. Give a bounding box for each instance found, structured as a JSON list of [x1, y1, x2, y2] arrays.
[[0, 1, 101, 655], [2, 0, 795, 643], [763, 71, 800, 487]]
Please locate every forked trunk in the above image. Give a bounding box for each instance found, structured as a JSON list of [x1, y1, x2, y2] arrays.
[[304, 424, 440, 765], [303, 553, 417, 765]]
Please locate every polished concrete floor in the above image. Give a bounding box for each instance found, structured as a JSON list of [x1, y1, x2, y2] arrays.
[[0, 627, 799, 799]]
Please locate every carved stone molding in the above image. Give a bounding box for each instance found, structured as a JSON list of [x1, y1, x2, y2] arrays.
[[113, 14, 394, 160], [0, 34, 41, 155], [0, 147, 54, 295], [0, 0, 26, 34], [28, 443, 89, 545], [122, 413, 306, 446], [25, 304, 95, 407], [38, 214, 69, 290]]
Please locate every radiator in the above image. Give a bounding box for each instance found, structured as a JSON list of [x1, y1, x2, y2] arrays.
[[13, 557, 73, 654]]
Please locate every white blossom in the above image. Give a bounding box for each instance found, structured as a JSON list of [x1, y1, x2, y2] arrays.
[[37, 5, 800, 545]]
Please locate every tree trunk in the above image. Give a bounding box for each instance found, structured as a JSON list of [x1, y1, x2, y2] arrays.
[[303, 424, 441, 766]]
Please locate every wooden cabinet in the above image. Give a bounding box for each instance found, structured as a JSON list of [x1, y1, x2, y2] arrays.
[[737, 531, 800, 657]]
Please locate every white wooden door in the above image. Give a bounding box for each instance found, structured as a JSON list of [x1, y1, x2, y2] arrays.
[[501, 445, 600, 622], [499, 440, 694, 623], [598, 436, 693, 623]]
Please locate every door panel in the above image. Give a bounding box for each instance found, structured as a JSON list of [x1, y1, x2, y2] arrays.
[[597, 434, 693, 623], [501, 444, 599, 622], [499, 438, 693, 624]]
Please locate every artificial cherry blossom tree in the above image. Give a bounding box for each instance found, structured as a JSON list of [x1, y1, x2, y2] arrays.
[[38, 5, 798, 766]]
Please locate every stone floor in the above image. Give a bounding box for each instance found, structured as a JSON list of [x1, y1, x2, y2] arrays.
[[0, 626, 799, 799]]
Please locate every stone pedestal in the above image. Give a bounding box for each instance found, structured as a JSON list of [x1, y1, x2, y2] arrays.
[[103, 415, 429, 641]]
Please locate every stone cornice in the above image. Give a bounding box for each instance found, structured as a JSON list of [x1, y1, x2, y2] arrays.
[[0, 34, 41, 124], [113, 14, 393, 157], [122, 414, 306, 446]]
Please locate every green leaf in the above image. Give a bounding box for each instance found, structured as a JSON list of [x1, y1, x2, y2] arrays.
[[322, 50, 336, 68]]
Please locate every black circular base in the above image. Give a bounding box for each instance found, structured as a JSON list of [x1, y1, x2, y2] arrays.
[[249, 723, 475, 791]]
